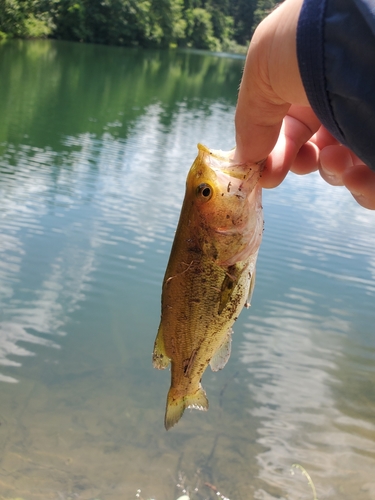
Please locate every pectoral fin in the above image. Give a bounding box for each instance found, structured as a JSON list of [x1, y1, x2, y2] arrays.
[[209, 328, 233, 372], [245, 268, 256, 308], [152, 325, 170, 369]]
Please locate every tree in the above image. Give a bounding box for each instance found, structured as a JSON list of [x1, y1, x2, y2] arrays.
[[0, 0, 278, 51], [209, 7, 233, 44], [0, 0, 51, 38], [185, 7, 221, 50], [229, 0, 255, 45], [148, 0, 186, 47], [50, 0, 87, 41]]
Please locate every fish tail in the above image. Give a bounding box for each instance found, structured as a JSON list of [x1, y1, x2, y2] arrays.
[[164, 385, 209, 430]]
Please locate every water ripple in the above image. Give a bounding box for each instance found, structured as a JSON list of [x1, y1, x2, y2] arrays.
[[238, 170, 375, 498], [0, 97, 237, 380], [0, 43, 374, 499]]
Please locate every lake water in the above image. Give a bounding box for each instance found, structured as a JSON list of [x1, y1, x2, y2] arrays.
[[0, 39, 374, 500]]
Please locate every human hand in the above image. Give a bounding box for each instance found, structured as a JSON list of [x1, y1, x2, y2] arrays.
[[234, 0, 375, 209]]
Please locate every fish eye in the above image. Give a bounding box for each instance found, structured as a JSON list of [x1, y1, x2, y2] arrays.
[[196, 183, 213, 200]]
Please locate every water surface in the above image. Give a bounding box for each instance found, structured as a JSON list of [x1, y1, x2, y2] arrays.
[[0, 40, 374, 500]]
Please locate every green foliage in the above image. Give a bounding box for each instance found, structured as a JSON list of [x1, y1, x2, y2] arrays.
[[185, 8, 219, 50], [0, 0, 277, 51], [229, 0, 255, 45], [0, 0, 52, 38], [209, 6, 233, 43], [23, 14, 52, 37], [50, 0, 87, 41], [148, 0, 186, 47]]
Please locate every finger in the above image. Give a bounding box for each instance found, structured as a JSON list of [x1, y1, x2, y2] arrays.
[[290, 141, 320, 175], [260, 112, 320, 188], [343, 164, 375, 210], [319, 145, 352, 186], [320, 146, 375, 209], [310, 126, 340, 149], [311, 128, 363, 166]]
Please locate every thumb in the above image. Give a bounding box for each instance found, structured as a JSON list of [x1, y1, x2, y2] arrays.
[[234, 0, 307, 164]]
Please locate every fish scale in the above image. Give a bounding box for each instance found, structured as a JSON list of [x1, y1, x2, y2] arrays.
[[153, 144, 263, 430]]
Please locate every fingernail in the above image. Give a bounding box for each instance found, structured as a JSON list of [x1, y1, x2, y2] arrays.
[[319, 166, 344, 186]]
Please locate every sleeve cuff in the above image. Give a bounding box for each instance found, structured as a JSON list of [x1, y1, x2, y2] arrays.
[[296, 0, 346, 144]]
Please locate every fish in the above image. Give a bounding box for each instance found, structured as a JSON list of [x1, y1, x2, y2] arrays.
[[153, 143, 264, 430]]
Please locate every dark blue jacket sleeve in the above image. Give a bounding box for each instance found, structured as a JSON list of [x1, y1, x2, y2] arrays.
[[297, 0, 375, 171]]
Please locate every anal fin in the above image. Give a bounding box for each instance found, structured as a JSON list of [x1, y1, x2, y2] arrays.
[[152, 324, 170, 369]]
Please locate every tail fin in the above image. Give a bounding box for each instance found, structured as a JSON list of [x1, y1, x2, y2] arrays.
[[164, 385, 209, 430]]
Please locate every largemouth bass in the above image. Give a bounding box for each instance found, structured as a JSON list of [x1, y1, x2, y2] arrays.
[[153, 144, 263, 430]]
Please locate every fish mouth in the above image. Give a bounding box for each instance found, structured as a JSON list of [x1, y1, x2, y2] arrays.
[[193, 144, 264, 195], [206, 147, 265, 189]]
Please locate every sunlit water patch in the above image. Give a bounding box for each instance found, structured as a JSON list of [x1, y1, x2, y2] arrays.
[[0, 40, 374, 500]]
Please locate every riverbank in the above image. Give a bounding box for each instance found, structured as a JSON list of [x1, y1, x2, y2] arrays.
[[0, 0, 274, 53]]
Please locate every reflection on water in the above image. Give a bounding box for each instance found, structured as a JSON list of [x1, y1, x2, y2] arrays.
[[0, 40, 374, 500]]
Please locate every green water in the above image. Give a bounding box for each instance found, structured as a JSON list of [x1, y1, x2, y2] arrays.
[[0, 40, 375, 500]]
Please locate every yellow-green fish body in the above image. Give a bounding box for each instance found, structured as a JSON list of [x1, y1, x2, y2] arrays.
[[153, 144, 263, 430]]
